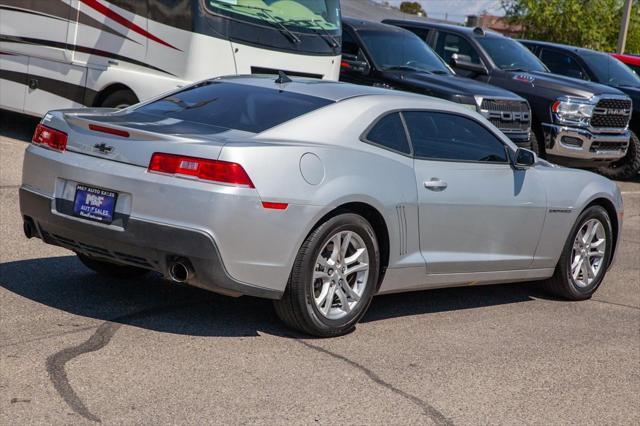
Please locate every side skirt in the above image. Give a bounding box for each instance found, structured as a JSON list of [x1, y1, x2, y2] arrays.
[[377, 266, 555, 295]]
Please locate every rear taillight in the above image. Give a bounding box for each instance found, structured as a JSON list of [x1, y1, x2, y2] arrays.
[[32, 124, 68, 152], [148, 153, 254, 188]]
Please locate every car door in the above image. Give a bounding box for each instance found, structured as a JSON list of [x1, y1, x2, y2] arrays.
[[339, 27, 376, 86], [432, 31, 483, 78], [403, 110, 547, 273]]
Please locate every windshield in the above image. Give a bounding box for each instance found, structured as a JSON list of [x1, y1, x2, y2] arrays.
[[359, 30, 451, 74], [206, 0, 340, 31], [134, 81, 333, 133], [582, 53, 640, 87], [478, 36, 547, 72]]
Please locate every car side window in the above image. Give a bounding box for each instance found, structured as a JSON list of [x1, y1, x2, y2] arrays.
[[407, 27, 430, 42], [403, 111, 508, 163], [435, 32, 480, 64], [364, 112, 411, 155], [342, 29, 360, 56], [540, 48, 588, 80]]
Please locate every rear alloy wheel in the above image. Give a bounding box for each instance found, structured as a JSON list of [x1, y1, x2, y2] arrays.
[[598, 130, 640, 180], [77, 253, 149, 279], [274, 213, 379, 337], [544, 206, 613, 300], [312, 230, 370, 320]]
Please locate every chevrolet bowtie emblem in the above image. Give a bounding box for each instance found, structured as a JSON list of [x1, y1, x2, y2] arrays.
[[94, 143, 114, 154]]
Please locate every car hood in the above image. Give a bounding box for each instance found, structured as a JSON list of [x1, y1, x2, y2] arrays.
[[382, 70, 524, 101], [502, 71, 627, 99]]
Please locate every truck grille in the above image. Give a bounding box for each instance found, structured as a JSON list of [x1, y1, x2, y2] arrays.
[[480, 99, 531, 132], [591, 98, 632, 129]]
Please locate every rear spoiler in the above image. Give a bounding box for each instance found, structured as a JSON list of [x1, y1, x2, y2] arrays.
[[62, 111, 182, 142]]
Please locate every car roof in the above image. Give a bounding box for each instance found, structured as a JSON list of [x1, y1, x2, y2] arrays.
[[519, 39, 603, 56], [342, 17, 411, 34], [216, 74, 417, 102], [382, 19, 503, 38]]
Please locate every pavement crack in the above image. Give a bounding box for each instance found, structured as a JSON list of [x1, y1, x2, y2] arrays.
[[296, 339, 453, 426], [46, 322, 119, 423], [45, 299, 206, 423]]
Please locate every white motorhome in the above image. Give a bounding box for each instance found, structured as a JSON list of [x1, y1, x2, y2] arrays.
[[0, 0, 342, 116]]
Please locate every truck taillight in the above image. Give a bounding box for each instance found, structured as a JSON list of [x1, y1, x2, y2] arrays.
[[32, 124, 68, 152], [148, 153, 254, 188]]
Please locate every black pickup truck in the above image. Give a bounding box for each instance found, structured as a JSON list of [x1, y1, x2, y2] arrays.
[[520, 40, 639, 179], [384, 20, 635, 176], [340, 18, 532, 147]]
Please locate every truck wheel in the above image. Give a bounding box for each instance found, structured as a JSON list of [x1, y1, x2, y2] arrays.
[[543, 205, 613, 300], [99, 89, 138, 109], [598, 131, 640, 180], [529, 129, 544, 157], [273, 213, 380, 337], [77, 253, 149, 278]]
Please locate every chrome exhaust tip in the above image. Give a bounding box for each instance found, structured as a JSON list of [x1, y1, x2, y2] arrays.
[[168, 259, 193, 283]]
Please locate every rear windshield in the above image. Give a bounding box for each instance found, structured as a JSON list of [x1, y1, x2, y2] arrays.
[[133, 81, 333, 133]]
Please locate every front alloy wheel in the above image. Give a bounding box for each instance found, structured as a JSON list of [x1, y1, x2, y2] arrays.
[[544, 205, 613, 300], [569, 218, 606, 288], [274, 213, 379, 337]]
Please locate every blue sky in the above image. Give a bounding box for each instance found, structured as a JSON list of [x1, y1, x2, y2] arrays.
[[377, 0, 504, 22]]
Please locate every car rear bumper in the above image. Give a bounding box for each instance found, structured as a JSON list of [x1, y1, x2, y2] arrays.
[[19, 145, 326, 299], [542, 123, 630, 164], [20, 187, 283, 299]]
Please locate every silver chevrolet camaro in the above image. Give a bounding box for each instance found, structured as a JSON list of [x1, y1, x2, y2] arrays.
[[20, 75, 623, 336]]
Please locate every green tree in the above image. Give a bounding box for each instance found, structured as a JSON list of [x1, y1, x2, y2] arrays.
[[400, 1, 427, 16], [502, 0, 639, 54]]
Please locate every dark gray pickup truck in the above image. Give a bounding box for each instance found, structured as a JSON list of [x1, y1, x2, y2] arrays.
[[340, 18, 532, 148], [384, 20, 635, 176], [520, 40, 639, 179]]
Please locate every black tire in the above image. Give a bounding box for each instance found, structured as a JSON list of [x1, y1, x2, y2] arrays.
[[529, 127, 544, 158], [598, 130, 640, 180], [98, 89, 138, 109], [273, 213, 380, 337], [543, 205, 613, 300], [77, 253, 149, 278]]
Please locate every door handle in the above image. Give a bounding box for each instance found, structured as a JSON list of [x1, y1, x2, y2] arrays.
[[424, 178, 447, 191]]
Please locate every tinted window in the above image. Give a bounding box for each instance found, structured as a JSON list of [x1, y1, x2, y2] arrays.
[[478, 36, 547, 72], [342, 30, 359, 56], [365, 113, 411, 154], [134, 81, 333, 133], [582, 52, 640, 87], [359, 30, 451, 74], [540, 49, 587, 80], [403, 111, 508, 163], [435, 33, 480, 65], [407, 27, 431, 42]]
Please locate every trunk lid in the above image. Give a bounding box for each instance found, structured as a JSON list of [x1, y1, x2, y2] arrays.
[[55, 109, 254, 167]]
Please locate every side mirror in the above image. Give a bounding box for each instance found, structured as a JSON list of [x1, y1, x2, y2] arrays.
[[450, 53, 488, 75], [514, 148, 536, 169], [341, 53, 371, 76]]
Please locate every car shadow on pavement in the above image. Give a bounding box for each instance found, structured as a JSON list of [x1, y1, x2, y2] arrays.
[[0, 110, 40, 142], [0, 255, 545, 338]]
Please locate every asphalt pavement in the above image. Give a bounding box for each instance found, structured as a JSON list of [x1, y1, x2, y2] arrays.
[[1, 110, 638, 425]]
